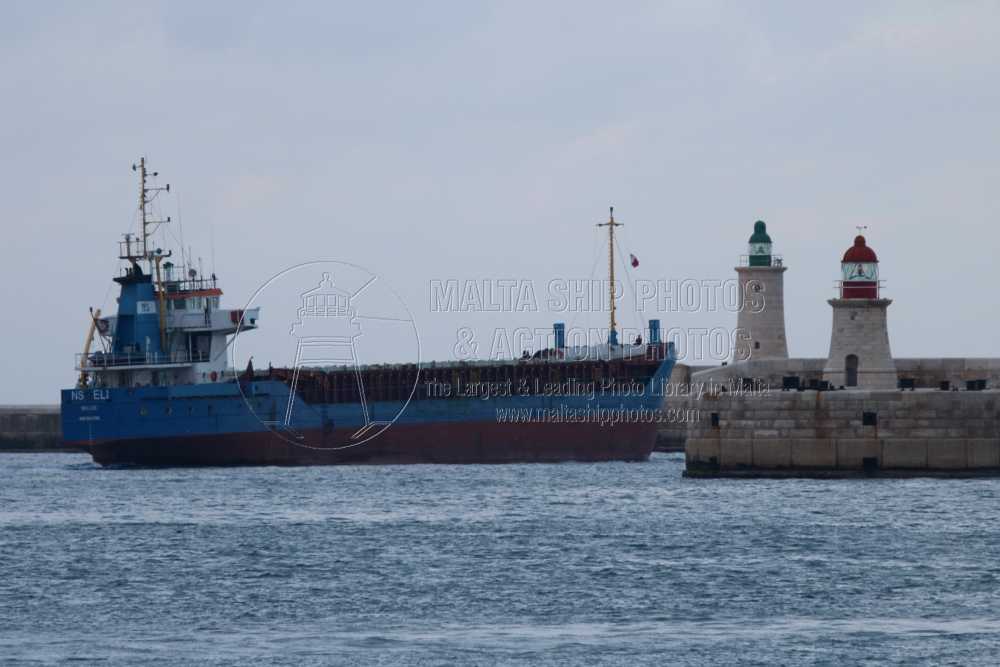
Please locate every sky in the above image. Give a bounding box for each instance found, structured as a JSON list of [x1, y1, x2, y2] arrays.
[[2, 1, 999, 403]]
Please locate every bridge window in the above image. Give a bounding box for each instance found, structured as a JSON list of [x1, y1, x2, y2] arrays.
[[190, 333, 211, 360]]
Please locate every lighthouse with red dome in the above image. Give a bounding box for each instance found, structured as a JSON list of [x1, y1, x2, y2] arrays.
[[823, 232, 897, 389]]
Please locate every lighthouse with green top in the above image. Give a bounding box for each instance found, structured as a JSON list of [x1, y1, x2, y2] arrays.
[[735, 220, 788, 361]]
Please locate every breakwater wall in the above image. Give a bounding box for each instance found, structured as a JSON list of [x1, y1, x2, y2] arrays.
[[655, 363, 713, 452], [684, 389, 1000, 477], [0, 406, 66, 451]]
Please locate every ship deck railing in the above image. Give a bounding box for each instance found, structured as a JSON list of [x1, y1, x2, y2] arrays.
[[76, 350, 210, 370], [160, 276, 219, 292]]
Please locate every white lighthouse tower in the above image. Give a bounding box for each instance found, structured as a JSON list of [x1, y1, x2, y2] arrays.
[[823, 234, 897, 389], [734, 220, 789, 361]]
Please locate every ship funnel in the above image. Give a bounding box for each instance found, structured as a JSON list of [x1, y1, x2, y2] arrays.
[[648, 319, 661, 345], [553, 322, 566, 349]]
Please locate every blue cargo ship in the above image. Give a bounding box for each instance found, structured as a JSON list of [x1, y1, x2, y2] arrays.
[[61, 160, 675, 465]]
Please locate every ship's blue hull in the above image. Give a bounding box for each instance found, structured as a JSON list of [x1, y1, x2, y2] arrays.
[[62, 358, 675, 465]]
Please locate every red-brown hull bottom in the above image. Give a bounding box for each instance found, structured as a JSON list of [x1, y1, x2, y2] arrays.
[[83, 421, 657, 466]]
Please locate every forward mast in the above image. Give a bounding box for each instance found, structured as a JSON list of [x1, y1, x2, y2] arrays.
[[597, 206, 622, 346]]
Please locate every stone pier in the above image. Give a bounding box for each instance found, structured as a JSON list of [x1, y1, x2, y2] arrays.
[[0, 406, 68, 451], [684, 389, 1000, 477]]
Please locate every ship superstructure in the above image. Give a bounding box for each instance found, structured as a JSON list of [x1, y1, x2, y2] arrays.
[[76, 158, 259, 390]]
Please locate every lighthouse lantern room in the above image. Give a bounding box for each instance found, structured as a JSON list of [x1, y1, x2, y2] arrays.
[[747, 220, 773, 267], [840, 235, 879, 299]]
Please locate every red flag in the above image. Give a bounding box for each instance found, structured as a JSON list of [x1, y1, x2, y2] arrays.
[[629, 253, 639, 268]]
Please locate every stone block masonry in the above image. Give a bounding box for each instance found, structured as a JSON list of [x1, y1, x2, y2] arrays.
[[0, 406, 68, 451], [824, 298, 896, 389], [735, 265, 788, 361], [684, 390, 1000, 477]]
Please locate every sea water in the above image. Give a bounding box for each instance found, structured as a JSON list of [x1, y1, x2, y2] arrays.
[[2, 453, 999, 665]]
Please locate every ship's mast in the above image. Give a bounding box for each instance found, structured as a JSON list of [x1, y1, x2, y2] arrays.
[[597, 206, 622, 345], [127, 158, 173, 349], [132, 157, 172, 272]]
